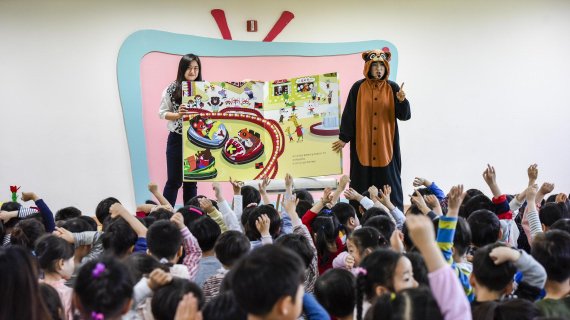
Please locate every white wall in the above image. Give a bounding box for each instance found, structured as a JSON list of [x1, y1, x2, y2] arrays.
[[1, 0, 569, 213]]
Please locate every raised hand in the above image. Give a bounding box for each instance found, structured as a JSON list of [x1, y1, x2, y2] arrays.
[[413, 177, 431, 188], [258, 176, 271, 194], [148, 182, 159, 194], [344, 188, 364, 202], [482, 164, 501, 197], [148, 268, 173, 291], [229, 177, 243, 195], [174, 293, 200, 320], [424, 194, 442, 215], [255, 214, 271, 237], [410, 190, 430, 215], [489, 246, 520, 265], [170, 212, 185, 230], [20, 191, 39, 202], [396, 82, 406, 102], [378, 185, 395, 210], [198, 197, 215, 213], [339, 175, 350, 190], [53, 227, 75, 244], [527, 164, 538, 185], [447, 185, 466, 217], [555, 192, 568, 204]]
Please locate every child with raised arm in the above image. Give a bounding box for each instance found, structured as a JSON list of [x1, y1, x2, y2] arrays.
[[301, 188, 345, 274], [532, 230, 570, 318]]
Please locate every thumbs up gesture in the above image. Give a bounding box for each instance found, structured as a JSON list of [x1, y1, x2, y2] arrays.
[[396, 82, 406, 102]]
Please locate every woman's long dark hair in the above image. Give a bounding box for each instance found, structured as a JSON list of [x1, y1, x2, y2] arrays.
[[173, 54, 202, 104]]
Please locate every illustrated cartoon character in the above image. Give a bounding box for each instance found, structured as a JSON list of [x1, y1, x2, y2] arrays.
[[196, 149, 213, 168], [192, 116, 213, 137], [190, 95, 205, 108], [278, 108, 287, 123], [284, 126, 294, 142], [237, 128, 261, 150], [244, 87, 255, 99], [311, 86, 317, 101], [288, 114, 303, 142], [241, 98, 250, 108], [208, 96, 223, 112], [218, 88, 227, 99]]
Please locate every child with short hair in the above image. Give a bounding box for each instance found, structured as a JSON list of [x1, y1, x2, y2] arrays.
[[531, 230, 570, 318], [202, 230, 250, 302], [470, 242, 547, 315], [35, 234, 75, 319], [151, 277, 204, 320], [191, 215, 222, 286], [146, 219, 189, 279], [73, 257, 134, 320], [314, 268, 356, 320], [232, 245, 305, 320]]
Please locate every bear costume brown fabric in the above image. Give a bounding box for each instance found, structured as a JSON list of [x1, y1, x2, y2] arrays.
[[339, 49, 411, 210]]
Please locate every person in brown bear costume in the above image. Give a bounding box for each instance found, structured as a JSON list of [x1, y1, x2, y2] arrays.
[[333, 49, 411, 210]]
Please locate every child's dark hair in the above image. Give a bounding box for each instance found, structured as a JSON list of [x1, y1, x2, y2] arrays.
[[55, 206, 81, 222], [1, 202, 22, 229], [459, 194, 493, 219], [314, 269, 356, 318], [246, 205, 281, 240], [405, 251, 429, 286], [148, 208, 174, 223], [361, 207, 390, 225], [356, 248, 403, 320], [311, 215, 340, 266], [366, 286, 443, 320], [74, 257, 134, 319], [147, 220, 183, 261], [124, 253, 169, 283], [472, 243, 516, 292], [35, 234, 74, 272], [95, 197, 120, 228], [0, 246, 50, 320], [39, 283, 65, 320], [173, 54, 202, 104], [60, 217, 92, 233], [215, 230, 251, 267], [350, 227, 388, 255], [332, 202, 357, 233], [294, 189, 314, 204], [241, 186, 261, 208], [77, 215, 98, 231], [275, 233, 314, 268], [202, 291, 247, 320], [550, 218, 570, 234], [531, 230, 570, 282], [232, 245, 305, 316], [151, 278, 204, 320], [467, 209, 500, 248], [540, 202, 570, 228], [363, 215, 395, 244], [11, 218, 46, 250], [185, 195, 218, 210], [454, 216, 472, 257], [240, 206, 256, 233], [189, 216, 221, 252], [295, 199, 313, 219], [472, 298, 541, 320], [176, 205, 205, 229], [101, 218, 138, 257]]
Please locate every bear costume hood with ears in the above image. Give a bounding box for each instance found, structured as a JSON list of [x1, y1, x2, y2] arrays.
[[362, 49, 391, 80]]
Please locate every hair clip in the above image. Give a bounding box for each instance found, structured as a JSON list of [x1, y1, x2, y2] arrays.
[[321, 208, 332, 215], [390, 292, 396, 301], [353, 267, 367, 276], [91, 311, 104, 320], [91, 262, 106, 278], [246, 203, 258, 208], [189, 207, 203, 216]]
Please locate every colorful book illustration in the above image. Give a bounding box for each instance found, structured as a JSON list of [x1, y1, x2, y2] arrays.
[[182, 72, 341, 181]]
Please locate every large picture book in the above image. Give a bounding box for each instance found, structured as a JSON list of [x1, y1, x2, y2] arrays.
[[181, 72, 342, 181]]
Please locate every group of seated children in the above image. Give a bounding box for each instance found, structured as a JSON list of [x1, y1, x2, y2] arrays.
[[0, 164, 569, 320]]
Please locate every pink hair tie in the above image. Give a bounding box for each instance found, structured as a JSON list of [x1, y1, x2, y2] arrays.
[[91, 311, 104, 320], [189, 207, 204, 216], [353, 267, 367, 276]]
